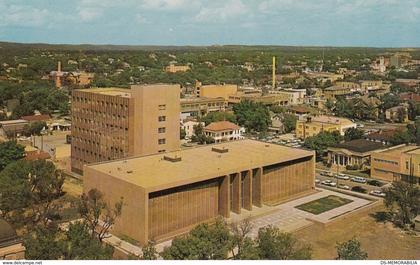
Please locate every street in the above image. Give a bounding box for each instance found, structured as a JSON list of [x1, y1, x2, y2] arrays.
[[315, 169, 389, 195]]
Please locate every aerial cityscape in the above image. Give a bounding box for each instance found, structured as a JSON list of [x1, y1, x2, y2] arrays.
[[0, 0, 419, 262]]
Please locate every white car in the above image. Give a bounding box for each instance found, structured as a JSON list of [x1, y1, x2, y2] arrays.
[[321, 180, 337, 187], [336, 174, 350, 180], [370, 190, 386, 197], [315, 179, 320, 184], [337, 184, 350, 190], [351, 176, 367, 183]]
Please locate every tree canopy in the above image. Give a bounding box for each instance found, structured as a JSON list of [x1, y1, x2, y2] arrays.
[[233, 101, 271, 133], [336, 238, 368, 260]]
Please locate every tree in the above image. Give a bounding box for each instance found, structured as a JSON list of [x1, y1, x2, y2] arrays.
[[23, 121, 47, 136], [201, 111, 236, 126], [256, 226, 312, 260], [141, 240, 158, 260], [336, 238, 368, 260], [0, 140, 25, 171], [77, 188, 123, 242], [303, 131, 342, 157], [283, 114, 297, 133], [161, 218, 232, 260], [344, 127, 364, 141], [230, 219, 259, 260], [180, 128, 186, 139], [24, 222, 114, 260], [233, 100, 271, 132], [24, 226, 63, 260], [384, 181, 420, 228], [62, 222, 114, 259], [0, 160, 64, 224], [191, 123, 214, 144]]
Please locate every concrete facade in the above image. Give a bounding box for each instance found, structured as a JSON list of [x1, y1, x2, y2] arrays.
[[71, 84, 180, 174], [83, 140, 315, 245]]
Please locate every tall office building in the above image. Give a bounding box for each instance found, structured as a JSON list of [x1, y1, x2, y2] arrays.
[[71, 84, 180, 174]]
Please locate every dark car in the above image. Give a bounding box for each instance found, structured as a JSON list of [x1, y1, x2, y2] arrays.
[[351, 186, 367, 194]]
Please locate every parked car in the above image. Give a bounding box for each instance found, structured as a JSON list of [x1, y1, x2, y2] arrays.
[[367, 179, 384, 187], [337, 183, 350, 190], [369, 190, 386, 197], [351, 176, 367, 183], [321, 180, 337, 187], [351, 186, 367, 193], [336, 173, 350, 180], [315, 179, 320, 184]]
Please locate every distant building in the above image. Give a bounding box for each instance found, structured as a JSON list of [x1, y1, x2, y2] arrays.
[[203, 121, 244, 143], [305, 72, 344, 83], [180, 97, 226, 118], [195, 82, 238, 100], [83, 140, 315, 245], [327, 139, 386, 172], [0, 219, 25, 259], [366, 129, 398, 145], [323, 86, 354, 100], [165, 64, 190, 73], [21, 114, 51, 124], [268, 89, 306, 105], [385, 105, 409, 123], [181, 119, 204, 139], [371, 145, 420, 185], [399, 92, 420, 103], [0, 120, 29, 138], [296, 116, 356, 139], [71, 84, 180, 174]]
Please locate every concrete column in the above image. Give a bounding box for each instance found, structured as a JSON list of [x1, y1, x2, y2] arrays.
[[138, 190, 149, 245], [231, 173, 241, 214], [242, 170, 252, 211], [252, 168, 262, 207], [218, 175, 230, 218]]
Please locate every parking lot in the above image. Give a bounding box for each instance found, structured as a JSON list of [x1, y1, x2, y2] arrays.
[[315, 169, 389, 197]]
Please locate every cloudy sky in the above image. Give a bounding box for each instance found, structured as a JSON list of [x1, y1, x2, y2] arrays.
[[0, 0, 419, 47]]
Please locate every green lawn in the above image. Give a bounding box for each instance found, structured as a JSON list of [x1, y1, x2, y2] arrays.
[[295, 195, 353, 215]]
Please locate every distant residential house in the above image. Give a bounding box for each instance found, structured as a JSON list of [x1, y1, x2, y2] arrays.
[[203, 121, 245, 143], [399, 92, 420, 103], [366, 129, 398, 145], [181, 119, 204, 139], [385, 105, 409, 123], [21, 114, 51, 124], [0, 120, 28, 138], [269, 114, 284, 134]]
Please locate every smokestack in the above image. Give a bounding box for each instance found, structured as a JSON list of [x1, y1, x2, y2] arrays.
[[55, 61, 62, 88], [272, 56, 276, 88]]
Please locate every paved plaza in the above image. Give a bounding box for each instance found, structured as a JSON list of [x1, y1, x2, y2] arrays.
[[229, 188, 373, 238]]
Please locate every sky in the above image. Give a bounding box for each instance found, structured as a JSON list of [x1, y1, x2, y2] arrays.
[[0, 0, 419, 47]]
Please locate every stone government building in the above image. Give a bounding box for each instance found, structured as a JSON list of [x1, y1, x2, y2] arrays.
[[84, 140, 315, 245]]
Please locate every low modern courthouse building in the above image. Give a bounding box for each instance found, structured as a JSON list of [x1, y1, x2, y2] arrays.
[[71, 84, 180, 174], [84, 140, 315, 245]]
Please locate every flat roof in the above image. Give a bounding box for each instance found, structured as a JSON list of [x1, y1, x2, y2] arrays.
[[375, 144, 419, 156], [86, 139, 314, 192], [77, 87, 132, 97]]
